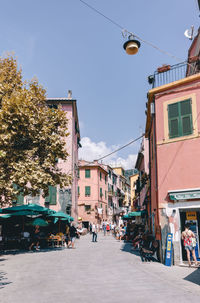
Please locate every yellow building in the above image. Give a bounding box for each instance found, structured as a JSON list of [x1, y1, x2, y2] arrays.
[[113, 167, 131, 211], [130, 174, 139, 211]]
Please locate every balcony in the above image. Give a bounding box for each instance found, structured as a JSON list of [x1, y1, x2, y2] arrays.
[[148, 59, 200, 89]]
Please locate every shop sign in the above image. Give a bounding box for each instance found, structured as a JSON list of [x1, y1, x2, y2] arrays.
[[186, 211, 197, 220], [169, 190, 200, 201], [165, 233, 173, 267]]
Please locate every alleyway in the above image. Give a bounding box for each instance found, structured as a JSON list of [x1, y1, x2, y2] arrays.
[[1, 233, 200, 303]]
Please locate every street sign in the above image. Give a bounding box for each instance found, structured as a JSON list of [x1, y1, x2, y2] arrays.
[[165, 233, 173, 266]]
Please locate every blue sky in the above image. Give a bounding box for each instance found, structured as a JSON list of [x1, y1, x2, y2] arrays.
[[1, 0, 199, 168]]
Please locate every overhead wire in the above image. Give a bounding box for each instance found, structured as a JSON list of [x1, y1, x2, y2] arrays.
[[78, 0, 195, 69], [96, 134, 144, 161]]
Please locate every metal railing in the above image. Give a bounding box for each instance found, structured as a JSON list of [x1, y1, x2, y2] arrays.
[[148, 61, 198, 88]]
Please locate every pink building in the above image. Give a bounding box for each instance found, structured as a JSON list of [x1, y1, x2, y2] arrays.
[[78, 160, 108, 227], [15, 92, 80, 221], [146, 32, 200, 263]]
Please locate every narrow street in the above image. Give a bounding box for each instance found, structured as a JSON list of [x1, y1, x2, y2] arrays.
[[0, 233, 200, 303]]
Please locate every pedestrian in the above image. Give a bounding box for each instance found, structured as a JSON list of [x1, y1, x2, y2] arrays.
[[92, 223, 98, 242], [106, 223, 110, 235], [68, 222, 78, 249], [119, 224, 125, 242], [181, 223, 198, 267], [103, 220, 106, 236], [89, 222, 92, 234], [65, 223, 70, 247], [29, 225, 40, 251]]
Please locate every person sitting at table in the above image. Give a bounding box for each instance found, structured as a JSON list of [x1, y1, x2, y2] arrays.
[[29, 225, 40, 251]]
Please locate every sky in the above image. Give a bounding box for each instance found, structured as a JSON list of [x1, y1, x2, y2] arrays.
[[0, 0, 199, 169]]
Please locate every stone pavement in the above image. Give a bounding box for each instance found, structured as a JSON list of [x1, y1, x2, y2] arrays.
[[0, 233, 200, 303]]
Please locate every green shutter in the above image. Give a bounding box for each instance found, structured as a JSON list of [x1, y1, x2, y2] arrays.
[[168, 103, 180, 138], [45, 186, 57, 205], [180, 99, 193, 136], [100, 188, 103, 197], [78, 186, 80, 196], [105, 176, 107, 184], [105, 190, 107, 199], [100, 172, 102, 180], [85, 169, 90, 178], [168, 99, 193, 138], [13, 184, 24, 205], [85, 186, 90, 196]]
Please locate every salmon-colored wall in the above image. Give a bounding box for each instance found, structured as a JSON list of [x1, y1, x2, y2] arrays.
[[154, 81, 200, 209]]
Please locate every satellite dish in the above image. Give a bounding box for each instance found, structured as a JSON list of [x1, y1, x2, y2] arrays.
[[184, 26, 196, 40]]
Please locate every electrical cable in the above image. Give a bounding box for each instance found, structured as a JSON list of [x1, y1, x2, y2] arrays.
[[78, 0, 195, 69], [96, 134, 144, 161]]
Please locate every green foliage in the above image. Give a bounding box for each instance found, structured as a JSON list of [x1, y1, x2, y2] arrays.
[[0, 55, 71, 206]]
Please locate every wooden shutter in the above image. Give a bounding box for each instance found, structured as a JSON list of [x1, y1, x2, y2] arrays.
[[13, 184, 24, 205], [45, 186, 57, 205], [85, 186, 90, 196], [180, 99, 193, 136], [168, 103, 179, 138], [85, 169, 90, 178]]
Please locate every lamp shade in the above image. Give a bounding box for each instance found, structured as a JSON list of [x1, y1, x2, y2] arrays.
[[123, 35, 140, 55]]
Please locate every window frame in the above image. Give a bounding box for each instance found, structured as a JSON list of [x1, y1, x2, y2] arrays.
[[85, 169, 91, 178], [85, 186, 91, 196]]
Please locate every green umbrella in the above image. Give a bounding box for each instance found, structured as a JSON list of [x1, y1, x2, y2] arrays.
[[122, 214, 130, 220], [2, 204, 55, 215], [0, 214, 11, 219], [31, 218, 49, 226], [48, 211, 70, 219]]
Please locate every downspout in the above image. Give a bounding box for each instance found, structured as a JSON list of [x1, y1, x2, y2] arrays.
[[153, 97, 163, 262]]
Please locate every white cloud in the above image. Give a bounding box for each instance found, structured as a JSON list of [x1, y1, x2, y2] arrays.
[[79, 137, 137, 170]]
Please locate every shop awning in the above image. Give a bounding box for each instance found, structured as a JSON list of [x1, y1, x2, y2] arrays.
[[31, 218, 49, 226], [168, 189, 200, 201], [122, 210, 147, 220]]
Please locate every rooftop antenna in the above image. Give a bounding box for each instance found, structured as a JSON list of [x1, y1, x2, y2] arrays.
[[184, 26, 196, 40]]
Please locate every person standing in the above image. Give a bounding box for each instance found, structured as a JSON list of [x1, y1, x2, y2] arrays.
[[182, 223, 198, 267], [92, 223, 98, 242], [103, 220, 107, 236]]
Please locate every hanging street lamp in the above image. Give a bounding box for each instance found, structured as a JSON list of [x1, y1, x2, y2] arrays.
[[123, 34, 141, 55]]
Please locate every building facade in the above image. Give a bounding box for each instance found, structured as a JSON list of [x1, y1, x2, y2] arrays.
[[146, 32, 200, 263], [14, 92, 81, 221], [78, 160, 108, 227]]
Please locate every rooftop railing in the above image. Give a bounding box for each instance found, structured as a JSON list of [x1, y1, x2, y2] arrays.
[[148, 59, 200, 89]]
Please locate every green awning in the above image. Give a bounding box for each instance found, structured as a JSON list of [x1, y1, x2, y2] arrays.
[[48, 211, 71, 220], [169, 190, 200, 201], [31, 218, 49, 226], [128, 211, 142, 217], [122, 214, 130, 220], [0, 214, 11, 219]]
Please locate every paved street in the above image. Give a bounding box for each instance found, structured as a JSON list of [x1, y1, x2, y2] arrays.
[[1, 233, 200, 303]]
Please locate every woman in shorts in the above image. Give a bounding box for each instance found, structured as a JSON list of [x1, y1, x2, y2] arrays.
[[182, 223, 198, 267]]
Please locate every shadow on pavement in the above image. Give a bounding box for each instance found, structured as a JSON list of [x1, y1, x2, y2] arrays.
[[183, 268, 200, 286], [120, 241, 141, 258], [1, 247, 66, 256], [0, 258, 12, 289]]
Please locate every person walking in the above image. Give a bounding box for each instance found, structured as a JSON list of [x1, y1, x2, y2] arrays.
[[106, 223, 110, 235], [92, 223, 98, 242], [182, 223, 198, 267], [103, 220, 107, 236], [68, 222, 78, 249], [29, 225, 40, 251]]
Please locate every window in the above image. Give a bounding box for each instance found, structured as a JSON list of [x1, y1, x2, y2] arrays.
[[168, 99, 193, 138], [78, 186, 80, 196], [85, 205, 91, 212], [105, 175, 107, 184], [105, 190, 107, 199], [45, 186, 57, 205], [77, 169, 80, 178], [108, 170, 111, 178], [100, 187, 103, 197], [85, 186, 91, 196], [12, 184, 24, 205], [100, 172, 102, 180], [85, 169, 90, 178]]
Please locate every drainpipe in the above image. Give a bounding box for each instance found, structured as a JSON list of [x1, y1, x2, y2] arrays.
[[152, 97, 163, 263]]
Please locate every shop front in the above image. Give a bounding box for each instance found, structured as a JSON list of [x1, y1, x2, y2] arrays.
[[166, 189, 200, 264]]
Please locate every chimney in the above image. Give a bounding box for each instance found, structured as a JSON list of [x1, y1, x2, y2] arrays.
[[67, 90, 72, 99]]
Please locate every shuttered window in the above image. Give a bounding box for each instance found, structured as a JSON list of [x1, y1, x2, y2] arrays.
[[85, 169, 90, 178], [168, 99, 193, 138], [45, 186, 57, 205], [78, 186, 80, 196], [100, 188, 103, 197], [85, 186, 91, 196], [13, 184, 24, 205]]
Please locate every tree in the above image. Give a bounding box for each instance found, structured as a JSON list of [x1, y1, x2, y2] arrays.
[[0, 55, 71, 207]]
